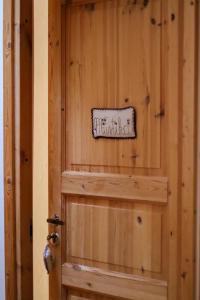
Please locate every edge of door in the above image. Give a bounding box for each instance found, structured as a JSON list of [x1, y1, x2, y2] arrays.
[[33, 0, 49, 299]]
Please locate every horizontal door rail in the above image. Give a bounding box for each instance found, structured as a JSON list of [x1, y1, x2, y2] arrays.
[[61, 171, 168, 203], [62, 263, 167, 300]]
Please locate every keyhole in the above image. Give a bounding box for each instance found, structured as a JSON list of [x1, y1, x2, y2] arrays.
[[137, 216, 142, 224]]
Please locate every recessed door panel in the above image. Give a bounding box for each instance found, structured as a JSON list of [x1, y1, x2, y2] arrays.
[[66, 0, 161, 170], [66, 198, 163, 274]]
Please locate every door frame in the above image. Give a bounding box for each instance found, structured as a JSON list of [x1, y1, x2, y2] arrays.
[[4, 0, 33, 299], [196, 2, 200, 298]]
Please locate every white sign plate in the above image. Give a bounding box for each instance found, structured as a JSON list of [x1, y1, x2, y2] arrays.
[[92, 107, 136, 139]]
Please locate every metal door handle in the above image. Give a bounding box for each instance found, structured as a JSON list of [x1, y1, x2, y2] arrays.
[[47, 215, 64, 226]]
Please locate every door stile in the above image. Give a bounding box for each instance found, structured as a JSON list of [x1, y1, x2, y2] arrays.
[[48, 1, 62, 299], [181, 1, 197, 299], [165, 1, 181, 299], [61, 3, 68, 300]]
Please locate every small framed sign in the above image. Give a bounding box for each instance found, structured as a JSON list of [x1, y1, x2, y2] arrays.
[[91, 107, 136, 139]]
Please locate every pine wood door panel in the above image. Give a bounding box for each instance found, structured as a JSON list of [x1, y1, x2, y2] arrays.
[[68, 293, 111, 300], [61, 172, 168, 203], [67, 289, 151, 300], [66, 0, 161, 170], [62, 264, 167, 300], [66, 198, 163, 273]]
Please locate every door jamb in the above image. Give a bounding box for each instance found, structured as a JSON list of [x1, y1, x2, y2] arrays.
[[4, 0, 17, 298], [4, 0, 33, 299]]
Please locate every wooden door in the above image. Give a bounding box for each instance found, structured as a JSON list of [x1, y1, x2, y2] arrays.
[[47, 1, 197, 300]]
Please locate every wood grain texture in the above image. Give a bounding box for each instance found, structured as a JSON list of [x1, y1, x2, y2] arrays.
[[19, 1, 33, 297], [15, 0, 33, 298], [5, 0, 33, 299], [43, 0, 197, 299], [66, 0, 161, 170], [67, 199, 163, 273], [162, 1, 180, 299], [196, 2, 200, 299], [48, 1, 63, 299], [180, 1, 197, 299], [67, 290, 117, 300], [62, 171, 168, 203], [4, 0, 17, 299], [62, 263, 167, 300]]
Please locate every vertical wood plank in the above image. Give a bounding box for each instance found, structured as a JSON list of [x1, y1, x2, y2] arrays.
[[14, 1, 21, 297], [19, 0, 33, 298], [196, 3, 200, 299], [3, 0, 17, 299], [33, 0, 49, 299], [163, 1, 180, 299], [181, 1, 197, 299]]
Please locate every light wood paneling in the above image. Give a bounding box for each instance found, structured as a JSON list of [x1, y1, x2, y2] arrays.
[[66, 0, 161, 170], [5, 0, 33, 299], [196, 2, 200, 299], [4, 0, 17, 299], [181, 1, 197, 299], [33, 1, 49, 300], [40, 0, 197, 299], [163, 1, 180, 299], [67, 289, 118, 300], [62, 171, 168, 203], [62, 263, 167, 300], [67, 199, 163, 273]]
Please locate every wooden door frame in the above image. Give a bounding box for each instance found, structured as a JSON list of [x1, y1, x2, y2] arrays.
[[196, 2, 200, 299], [4, 0, 33, 299]]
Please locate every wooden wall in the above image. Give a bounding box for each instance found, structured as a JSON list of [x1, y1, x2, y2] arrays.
[[4, 0, 17, 298], [4, 0, 33, 299]]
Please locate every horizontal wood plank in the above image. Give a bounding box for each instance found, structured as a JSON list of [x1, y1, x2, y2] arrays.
[[61, 171, 168, 203], [66, 0, 106, 5], [62, 263, 167, 300]]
